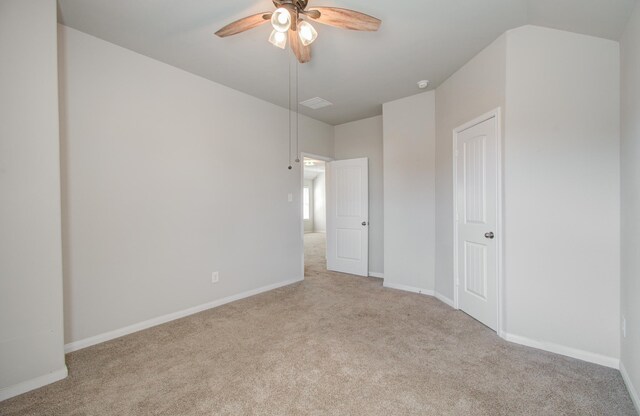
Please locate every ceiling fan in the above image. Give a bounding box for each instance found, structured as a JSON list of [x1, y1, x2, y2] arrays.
[[215, 0, 381, 64]]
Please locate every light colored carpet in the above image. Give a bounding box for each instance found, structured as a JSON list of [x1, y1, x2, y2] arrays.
[[1, 232, 636, 415]]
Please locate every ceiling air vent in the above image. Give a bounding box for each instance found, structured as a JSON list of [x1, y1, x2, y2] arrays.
[[300, 97, 333, 110]]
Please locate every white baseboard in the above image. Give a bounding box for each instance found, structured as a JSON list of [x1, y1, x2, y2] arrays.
[[64, 278, 304, 354], [621, 361, 640, 413], [368, 272, 384, 279], [382, 283, 457, 310], [382, 286, 619, 371], [502, 332, 619, 369], [0, 366, 68, 402], [383, 282, 435, 296], [434, 292, 455, 308]]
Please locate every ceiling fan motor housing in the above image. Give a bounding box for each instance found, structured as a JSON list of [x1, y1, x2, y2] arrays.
[[272, 0, 306, 31]]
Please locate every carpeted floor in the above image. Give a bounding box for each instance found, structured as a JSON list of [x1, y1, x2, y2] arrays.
[[1, 232, 636, 415]]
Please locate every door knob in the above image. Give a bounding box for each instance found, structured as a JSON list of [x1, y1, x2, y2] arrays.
[[485, 232, 495, 239], [362, 222, 368, 226]]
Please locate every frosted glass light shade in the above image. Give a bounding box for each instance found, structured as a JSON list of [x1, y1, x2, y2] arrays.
[[269, 30, 287, 49], [298, 21, 318, 46], [271, 8, 291, 33]]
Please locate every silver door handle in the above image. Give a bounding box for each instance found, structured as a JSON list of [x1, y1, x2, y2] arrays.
[[362, 222, 368, 226], [485, 232, 495, 239]]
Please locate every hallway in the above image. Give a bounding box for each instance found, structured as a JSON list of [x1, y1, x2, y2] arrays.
[[304, 232, 328, 276]]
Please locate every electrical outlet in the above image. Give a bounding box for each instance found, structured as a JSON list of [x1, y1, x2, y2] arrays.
[[212, 272, 219, 284], [622, 317, 627, 338], [288, 193, 293, 203]]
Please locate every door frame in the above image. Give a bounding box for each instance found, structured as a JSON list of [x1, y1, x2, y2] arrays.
[[452, 108, 505, 337], [300, 152, 333, 279]]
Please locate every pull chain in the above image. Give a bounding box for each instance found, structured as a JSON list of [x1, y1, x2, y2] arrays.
[[295, 59, 300, 164], [288, 54, 292, 170]]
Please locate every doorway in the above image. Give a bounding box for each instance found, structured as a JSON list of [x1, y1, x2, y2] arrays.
[[301, 154, 370, 279], [301, 154, 330, 277], [453, 109, 503, 333]]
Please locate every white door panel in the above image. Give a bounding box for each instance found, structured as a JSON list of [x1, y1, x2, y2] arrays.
[[456, 117, 498, 331], [327, 158, 369, 276]]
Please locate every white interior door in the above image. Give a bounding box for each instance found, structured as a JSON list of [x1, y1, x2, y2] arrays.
[[326, 158, 369, 277], [455, 116, 499, 331]]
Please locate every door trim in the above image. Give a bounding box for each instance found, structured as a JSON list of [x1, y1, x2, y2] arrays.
[[300, 152, 333, 279], [452, 108, 504, 337]]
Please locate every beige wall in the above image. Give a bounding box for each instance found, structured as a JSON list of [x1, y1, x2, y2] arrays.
[[383, 92, 436, 291], [434, 34, 507, 302], [0, 0, 67, 400], [621, 2, 640, 409], [433, 25, 620, 366], [334, 116, 384, 276], [504, 26, 620, 364], [58, 25, 334, 346]]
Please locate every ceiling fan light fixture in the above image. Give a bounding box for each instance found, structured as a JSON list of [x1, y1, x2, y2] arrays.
[[215, 3, 381, 64], [268, 30, 288, 49], [271, 8, 292, 32], [298, 20, 318, 46]]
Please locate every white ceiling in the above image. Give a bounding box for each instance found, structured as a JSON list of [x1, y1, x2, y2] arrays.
[[57, 0, 636, 125]]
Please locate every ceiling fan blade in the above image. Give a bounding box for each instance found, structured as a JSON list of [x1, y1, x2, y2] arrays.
[[289, 29, 311, 64], [306, 7, 381, 31], [215, 13, 272, 37]]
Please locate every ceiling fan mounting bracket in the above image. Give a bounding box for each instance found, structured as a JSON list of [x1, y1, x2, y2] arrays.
[[273, 0, 308, 12]]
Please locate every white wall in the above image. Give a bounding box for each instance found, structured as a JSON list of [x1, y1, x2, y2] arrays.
[[431, 25, 621, 367], [300, 126, 335, 160], [335, 116, 384, 276], [504, 26, 620, 363], [0, 0, 67, 400], [313, 173, 326, 233], [304, 179, 314, 233], [383, 93, 436, 291], [434, 34, 507, 302], [58, 25, 334, 346], [620, 2, 640, 410]]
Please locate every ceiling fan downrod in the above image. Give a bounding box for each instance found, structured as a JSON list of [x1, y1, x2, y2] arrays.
[[273, 0, 308, 11]]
